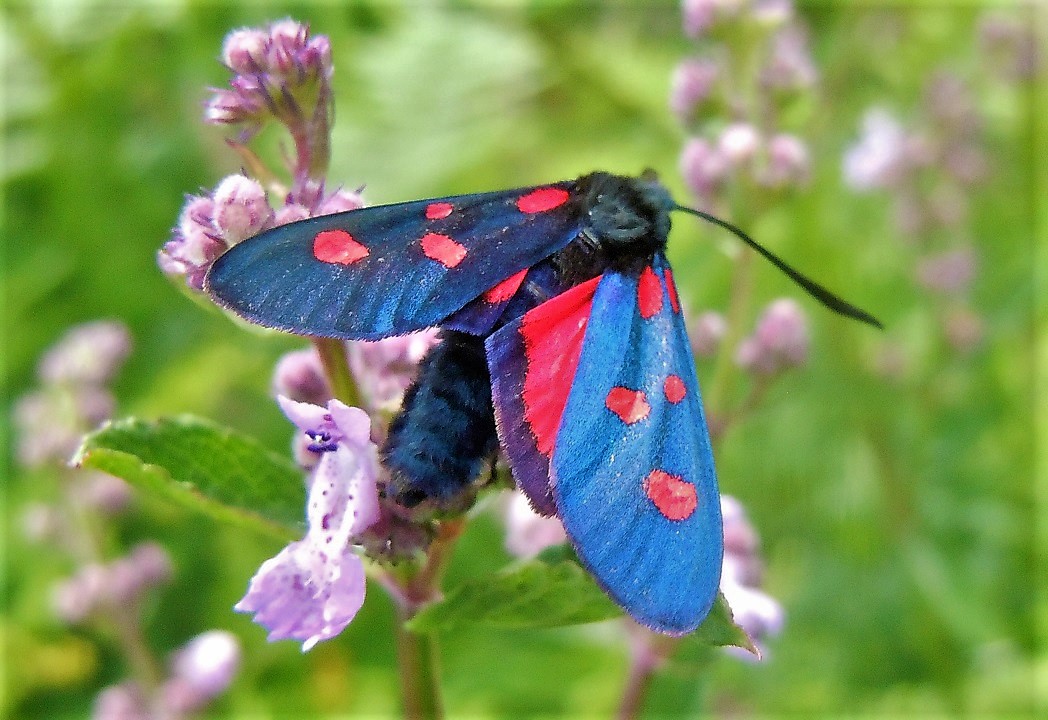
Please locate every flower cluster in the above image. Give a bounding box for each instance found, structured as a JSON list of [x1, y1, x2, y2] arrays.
[[160, 19, 359, 292], [15, 320, 130, 467], [735, 298, 809, 375], [15, 322, 242, 716], [843, 69, 988, 358], [93, 631, 241, 720], [205, 19, 332, 138], [159, 174, 363, 291], [719, 495, 784, 657], [52, 542, 172, 624], [674, 0, 815, 207]]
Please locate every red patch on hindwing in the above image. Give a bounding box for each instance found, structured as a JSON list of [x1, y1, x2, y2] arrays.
[[420, 232, 467, 268], [425, 202, 453, 220], [517, 187, 570, 214], [637, 266, 663, 319], [605, 387, 651, 424], [520, 276, 602, 457], [484, 269, 528, 304], [643, 470, 698, 521], [313, 229, 369, 265], [663, 375, 686, 404], [663, 268, 681, 313]]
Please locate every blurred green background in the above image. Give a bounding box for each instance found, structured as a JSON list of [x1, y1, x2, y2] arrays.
[[3, 1, 1041, 718]]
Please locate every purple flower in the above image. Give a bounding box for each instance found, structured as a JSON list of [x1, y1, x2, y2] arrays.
[[235, 397, 380, 650], [680, 137, 729, 200], [272, 348, 331, 406], [689, 310, 727, 357], [761, 133, 810, 188]]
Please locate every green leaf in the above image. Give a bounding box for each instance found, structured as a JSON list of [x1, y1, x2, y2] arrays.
[[74, 415, 304, 541], [409, 549, 757, 653], [407, 550, 620, 632], [681, 594, 760, 657]]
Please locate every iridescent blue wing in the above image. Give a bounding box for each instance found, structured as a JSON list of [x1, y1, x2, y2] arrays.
[[550, 255, 722, 634], [206, 183, 581, 340]]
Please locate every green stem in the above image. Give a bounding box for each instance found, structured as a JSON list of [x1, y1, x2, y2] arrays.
[[706, 247, 756, 424], [393, 609, 443, 720], [387, 519, 464, 720], [616, 628, 679, 720], [312, 337, 361, 408]]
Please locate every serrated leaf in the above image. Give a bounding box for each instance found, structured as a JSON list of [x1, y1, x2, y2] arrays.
[[407, 552, 620, 632], [409, 550, 756, 652], [681, 594, 760, 656], [74, 415, 304, 541]]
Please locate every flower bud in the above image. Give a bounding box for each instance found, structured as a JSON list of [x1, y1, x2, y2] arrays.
[[842, 108, 908, 191], [689, 311, 727, 357], [211, 174, 273, 244], [92, 683, 148, 720], [273, 348, 331, 406], [170, 630, 241, 701], [718, 122, 761, 165], [680, 137, 729, 199], [221, 28, 268, 73], [670, 59, 718, 122], [317, 188, 366, 216], [762, 133, 810, 187]]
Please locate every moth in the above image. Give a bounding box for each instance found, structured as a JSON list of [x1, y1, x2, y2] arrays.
[[206, 171, 879, 635]]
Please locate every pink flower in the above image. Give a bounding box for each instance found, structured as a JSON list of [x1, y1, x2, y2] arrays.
[[503, 491, 567, 558], [736, 298, 809, 375], [347, 331, 440, 411], [235, 397, 380, 650]]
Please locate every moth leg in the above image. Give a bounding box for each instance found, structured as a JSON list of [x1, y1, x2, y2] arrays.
[[382, 330, 499, 507]]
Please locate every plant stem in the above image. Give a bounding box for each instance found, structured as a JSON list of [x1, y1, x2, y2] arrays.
[[617, 627, 678, 720], [312, 337, 361, 408], [393, 608, 443, 720], [387, 518, 464, 720]]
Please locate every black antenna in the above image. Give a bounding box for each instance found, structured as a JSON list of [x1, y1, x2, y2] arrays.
[[675, 205, 883, 329]]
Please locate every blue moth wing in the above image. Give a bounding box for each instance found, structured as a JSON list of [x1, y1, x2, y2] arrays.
[[550, 255, 723, 634], [205, 183, 582, 340], [486, 274, 602, 516]]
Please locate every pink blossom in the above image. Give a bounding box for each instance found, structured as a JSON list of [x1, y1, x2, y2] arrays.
[[347, 331, 441, 411], [503, 491, 567, 558]]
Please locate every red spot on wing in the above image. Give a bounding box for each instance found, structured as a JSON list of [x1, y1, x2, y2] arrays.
[[663, 375, 686, 404], [643, 470, 697, 521], [313, 229, 369, 265], [663, 268, 681, 314], [520, 276, 602, 457], [425, 202, 453, 220], [484, 269, 528, 304], [517, 187, 570, 214], [637, 266, 663, 319], [420, 232, 467, 268], [605, 387, 651, 424]]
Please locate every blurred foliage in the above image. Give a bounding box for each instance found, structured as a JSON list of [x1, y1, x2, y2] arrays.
[[2, 1, 1042, 718]]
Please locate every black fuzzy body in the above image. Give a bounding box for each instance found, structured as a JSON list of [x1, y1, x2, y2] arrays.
[[382, 330, 500, 506], [382, 173, 675, 506]]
